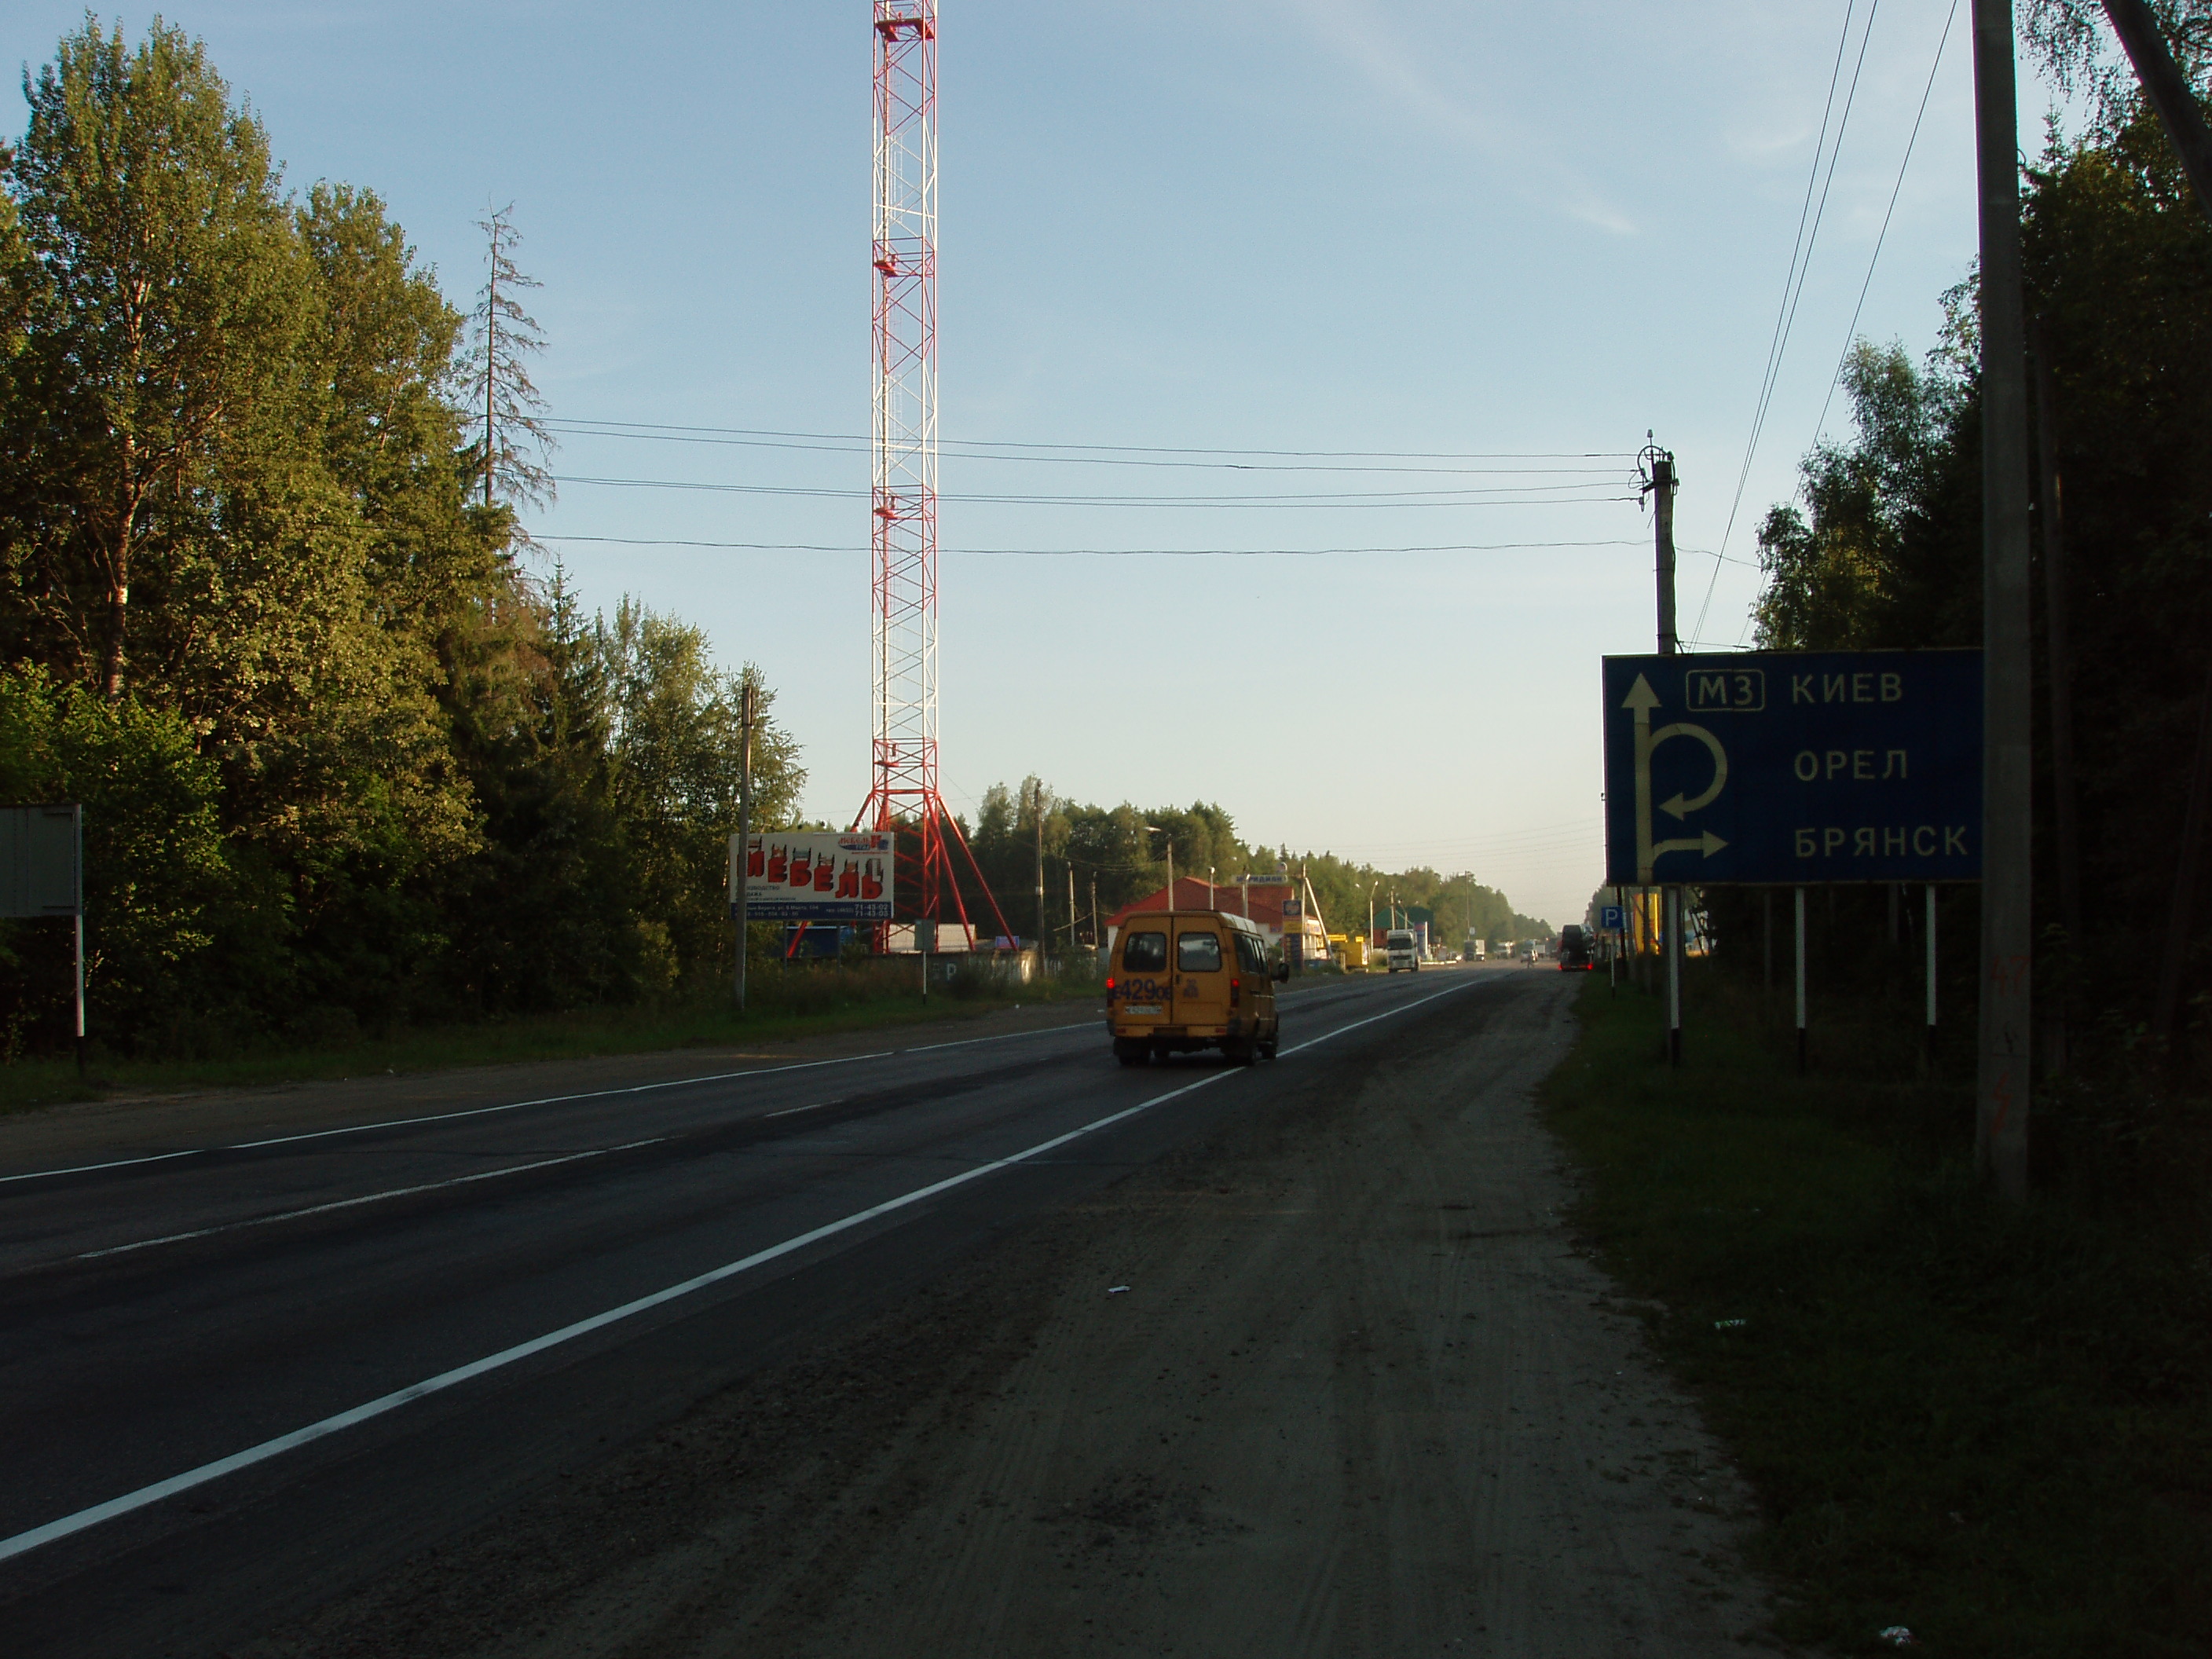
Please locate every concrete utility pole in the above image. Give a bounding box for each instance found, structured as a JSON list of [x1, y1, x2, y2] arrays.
[[1973, 0, 2034, 1200], [734, 682, 756, 1013]]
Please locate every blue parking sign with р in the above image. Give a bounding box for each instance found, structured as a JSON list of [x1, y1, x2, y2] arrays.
[[1599, 903, 1625, 932], [1601, 650, 1982, 886]]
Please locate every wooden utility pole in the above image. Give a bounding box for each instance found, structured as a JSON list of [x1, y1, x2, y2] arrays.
[[1974, 0, 2034, 1200], [1652, 448, 1679, 655], [734, 682, 755, 1013], [1647, 441, 1683, 1066]]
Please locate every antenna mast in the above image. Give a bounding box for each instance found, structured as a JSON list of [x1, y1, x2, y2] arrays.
[[861, 0, 1013, 950]]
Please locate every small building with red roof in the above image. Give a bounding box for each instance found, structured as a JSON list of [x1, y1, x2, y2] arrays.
[[1102, 877, 1330, 962]]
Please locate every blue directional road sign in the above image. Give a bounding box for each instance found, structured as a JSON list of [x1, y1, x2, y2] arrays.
[[1602, 650, 1982, 886]]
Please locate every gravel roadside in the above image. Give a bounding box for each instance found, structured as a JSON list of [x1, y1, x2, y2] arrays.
[[242, 971, 1767, 1657]]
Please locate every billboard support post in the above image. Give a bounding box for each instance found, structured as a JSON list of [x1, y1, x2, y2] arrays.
[[734, 684, 755, 1014], [74, 912, 85, 1078]]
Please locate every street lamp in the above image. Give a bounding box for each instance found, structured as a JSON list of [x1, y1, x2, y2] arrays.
[[1143, 825, 1174, 910]]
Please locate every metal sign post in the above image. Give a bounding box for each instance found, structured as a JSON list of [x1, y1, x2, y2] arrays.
[[1925, 883, 1939, 1064], [1795, 886, 1808, 1073], [1666, 888, 1683, 1065]]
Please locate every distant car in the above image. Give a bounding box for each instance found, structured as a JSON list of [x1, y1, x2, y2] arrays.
[[1558, 925, 1595, 972]]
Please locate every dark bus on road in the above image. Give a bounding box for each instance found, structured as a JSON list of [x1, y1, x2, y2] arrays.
[[1558, 925, 1595, 972]]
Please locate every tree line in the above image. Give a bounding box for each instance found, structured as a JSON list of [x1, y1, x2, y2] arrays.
[[954, 779, 1549, 954], [1728, 13, 2212, 1096], [0, 22, 802, 1057]]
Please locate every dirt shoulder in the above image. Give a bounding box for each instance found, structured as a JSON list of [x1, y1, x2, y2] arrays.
[[0, 998, 1106, 1177], [244, 972, 1767, 1657]]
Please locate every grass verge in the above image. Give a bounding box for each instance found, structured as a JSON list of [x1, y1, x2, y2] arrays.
[[1543, 968, 2211, 1657], [1, 961, 1104, 1117]]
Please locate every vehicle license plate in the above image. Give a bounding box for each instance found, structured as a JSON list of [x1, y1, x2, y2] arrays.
[[1124, 1004, 1163, 1016]]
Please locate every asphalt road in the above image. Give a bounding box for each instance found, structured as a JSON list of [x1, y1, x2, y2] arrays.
[[0, 966, 1525, 1658]]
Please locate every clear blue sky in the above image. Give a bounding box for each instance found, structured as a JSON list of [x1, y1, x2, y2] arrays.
[[5, 2, 2060, 928]]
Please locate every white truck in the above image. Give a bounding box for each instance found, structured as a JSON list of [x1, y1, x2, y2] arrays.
[[1385, 928, 1420, 972]]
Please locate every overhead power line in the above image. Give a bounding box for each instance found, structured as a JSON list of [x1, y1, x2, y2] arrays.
[[542, 422, 1627, 479], [1729, 0, 1957, 651], [540, 416, 1637, 465], [537, 535, 1650, 557], [548, 474, 1637, 508], [1697, 0, 1883, 646], [1809, 0, 1961, 448]]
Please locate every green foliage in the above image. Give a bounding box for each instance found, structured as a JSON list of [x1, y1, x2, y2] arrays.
[[0, 668, 242, 1053], [1751, 102, 2212, 1071], [0, 20, 804, 1059]]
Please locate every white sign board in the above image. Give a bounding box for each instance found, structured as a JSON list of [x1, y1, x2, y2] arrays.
[[0, 804, 80, 918], [731, 831, 895, 921]]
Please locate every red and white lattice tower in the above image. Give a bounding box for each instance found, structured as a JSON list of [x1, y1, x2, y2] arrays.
[[859, 0, 1012, 946]]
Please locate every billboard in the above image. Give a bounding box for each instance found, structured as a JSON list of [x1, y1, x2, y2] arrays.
[[731, 831, 895, 921], [1602, 650, 1982, 886], [0, 804, 80, 918]]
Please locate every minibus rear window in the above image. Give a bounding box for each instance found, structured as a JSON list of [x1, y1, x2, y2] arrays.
[[1122, 932, 1167, 972], [1177, 932, 1223, 972]]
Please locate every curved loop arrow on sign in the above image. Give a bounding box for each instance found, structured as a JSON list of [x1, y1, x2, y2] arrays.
[[1652, 722, 1728, 819], [1623, 674, 1730, 882]]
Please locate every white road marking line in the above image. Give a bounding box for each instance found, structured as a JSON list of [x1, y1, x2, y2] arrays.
[[0, 1053, 902, 1188], [72, 1140, 667, 1261], [897, 1023, 1094, 1054], [762, 1102, 826, 1119], [0, 976, 1488, 1566], [2, 1018, 1119, 1190]]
